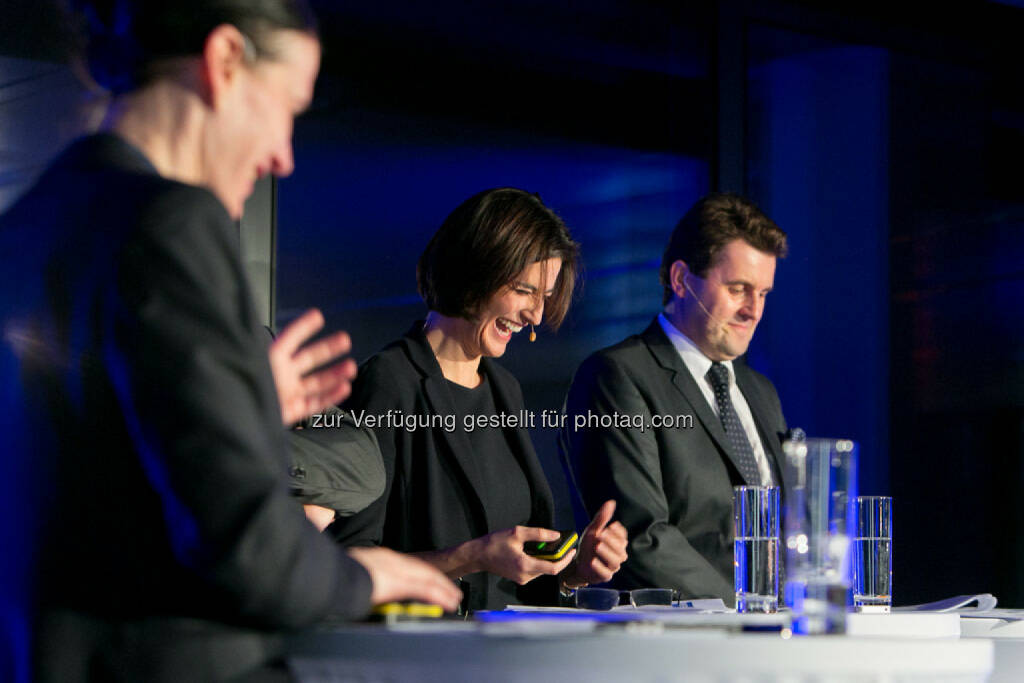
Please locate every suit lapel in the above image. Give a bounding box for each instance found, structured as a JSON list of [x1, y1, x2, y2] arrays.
[[640, 320, 755, 482], [401, 325, 493, 533]]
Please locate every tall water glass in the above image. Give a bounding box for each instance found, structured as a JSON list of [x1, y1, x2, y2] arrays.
[[782, 437, 857, 635], [733, 486, 780, 613], [853, 496, 892, 612]]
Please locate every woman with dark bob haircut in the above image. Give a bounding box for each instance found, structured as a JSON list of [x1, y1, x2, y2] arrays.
[[341, 188, 628, 611], [0, 1, 458, 679]]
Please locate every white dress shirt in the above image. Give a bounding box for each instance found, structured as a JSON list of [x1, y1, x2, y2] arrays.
[[657, 313, 773, 486]]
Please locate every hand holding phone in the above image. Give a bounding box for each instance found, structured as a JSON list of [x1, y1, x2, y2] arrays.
[[523, 530, 579, 561]]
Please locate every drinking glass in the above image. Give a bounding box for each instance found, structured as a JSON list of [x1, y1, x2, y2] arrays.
[[853, 496, 892, 613], [733, 485, 780, 613]]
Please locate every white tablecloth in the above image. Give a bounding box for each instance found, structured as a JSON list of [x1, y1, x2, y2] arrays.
[[287, 617, 993, 682]]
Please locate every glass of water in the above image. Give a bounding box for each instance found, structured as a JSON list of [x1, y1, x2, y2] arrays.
[[733, 485, 780, 613], [782, 437, 857, 634], [853, 496, 893, 612]]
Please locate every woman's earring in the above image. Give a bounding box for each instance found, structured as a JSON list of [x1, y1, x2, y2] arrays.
[[529, 324, 537, 342]]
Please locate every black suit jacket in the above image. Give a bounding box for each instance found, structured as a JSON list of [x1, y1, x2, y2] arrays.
[[561, 318, 787, 604], [339, 323, 557, 610], [0, 134, 371, 681]]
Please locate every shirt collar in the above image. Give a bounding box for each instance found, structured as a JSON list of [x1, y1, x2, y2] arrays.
[[657, 313, 734, 387]]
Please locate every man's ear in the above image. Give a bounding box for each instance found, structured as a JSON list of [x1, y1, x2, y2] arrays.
[[199, 24, 249, 109], [669, 260, 690, 300]]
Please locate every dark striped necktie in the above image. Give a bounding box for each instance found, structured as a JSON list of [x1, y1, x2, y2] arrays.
[[707, 361, 762, 485]]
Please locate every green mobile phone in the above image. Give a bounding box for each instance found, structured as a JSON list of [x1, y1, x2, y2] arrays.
[[523, 530, 578, 561]]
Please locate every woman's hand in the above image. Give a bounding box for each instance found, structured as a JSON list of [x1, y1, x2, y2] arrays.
[[474, 526, 577, 585], [268, 308, 357, 426], [560, 500, 628, 589], [348, 547, 463, 612]]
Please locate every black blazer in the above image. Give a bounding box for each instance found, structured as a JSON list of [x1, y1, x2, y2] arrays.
[[561, 318, 787, 604], [339, 323, 557, 610], [0, 134, 371, 681]]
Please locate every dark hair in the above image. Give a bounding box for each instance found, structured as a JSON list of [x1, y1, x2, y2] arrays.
[[417, 188, 579, 330], [68, 0, 318, 94], [659, 193, 788, 305]]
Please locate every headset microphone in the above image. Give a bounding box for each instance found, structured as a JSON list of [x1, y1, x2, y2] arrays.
[[682, 273, 728, 327]]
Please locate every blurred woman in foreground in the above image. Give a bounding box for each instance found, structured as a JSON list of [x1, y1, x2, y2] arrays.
[[0, 2, 457, 680]]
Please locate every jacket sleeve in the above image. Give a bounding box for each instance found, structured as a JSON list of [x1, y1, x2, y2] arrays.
[[330, 352, 408, 547], [110, 187, 371, 628], [287, 406, 386, 517], [562, 352, 733, 599]]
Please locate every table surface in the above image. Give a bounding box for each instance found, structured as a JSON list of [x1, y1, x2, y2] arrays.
[[287, 611, 996, 683], [958, 613, 1024, 683]]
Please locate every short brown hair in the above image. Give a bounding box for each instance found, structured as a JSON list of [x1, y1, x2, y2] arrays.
[[417, 188, 578, 329], [659, 193, 787, 305]]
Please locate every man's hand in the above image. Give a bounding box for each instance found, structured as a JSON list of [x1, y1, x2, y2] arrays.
[[347, 547, 463, 612], [268, 309, 357, 426], [561, 499, 628, 588]]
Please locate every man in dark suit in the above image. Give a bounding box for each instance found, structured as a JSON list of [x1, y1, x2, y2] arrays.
[[561, 193, 789, 604]]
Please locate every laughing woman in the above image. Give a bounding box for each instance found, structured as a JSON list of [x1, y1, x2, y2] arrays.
[[340, 188, 628, 611]]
